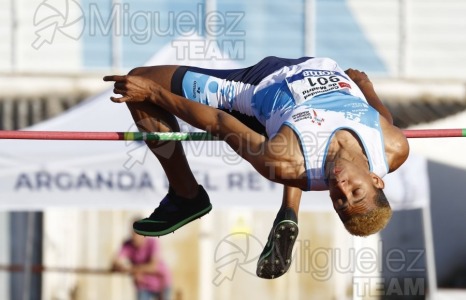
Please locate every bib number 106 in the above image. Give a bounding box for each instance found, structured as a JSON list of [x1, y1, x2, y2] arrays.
[[307, 75, 340, 86]]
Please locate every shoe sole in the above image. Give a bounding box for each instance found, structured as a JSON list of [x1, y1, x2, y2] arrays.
[[133, 204, 212, 237], [256, 220, 299, 279]]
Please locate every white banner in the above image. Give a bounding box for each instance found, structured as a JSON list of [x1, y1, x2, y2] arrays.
[[0, 131, 429, 212]]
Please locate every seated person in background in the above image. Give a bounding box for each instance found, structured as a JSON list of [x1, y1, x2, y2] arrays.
[[113, 226, 172, 300]]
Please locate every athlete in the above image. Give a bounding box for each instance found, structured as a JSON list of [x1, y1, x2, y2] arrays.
[[104, 56, 409, 279]]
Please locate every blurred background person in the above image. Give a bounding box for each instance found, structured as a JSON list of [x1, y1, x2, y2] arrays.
[[113, 226, 172, 300]]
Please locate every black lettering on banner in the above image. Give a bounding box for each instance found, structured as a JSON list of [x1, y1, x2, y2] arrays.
[[96, 173, 113, 189], [56, 172, 72, 189], [36, 171, 51, 190], [76, 173, 93, 189], [14, 173, 32, 190], [228, 172, 243, 189], [13, 171, 154, 191]]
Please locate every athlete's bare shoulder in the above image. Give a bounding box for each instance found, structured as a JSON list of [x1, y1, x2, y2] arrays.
[[379, 116, 409, 172]]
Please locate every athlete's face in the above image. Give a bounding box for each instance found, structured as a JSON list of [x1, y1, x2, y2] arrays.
[[327, 158, 384, 221]]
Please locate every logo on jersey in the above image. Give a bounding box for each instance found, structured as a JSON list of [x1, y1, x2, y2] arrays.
[[192, 81, 199, 99], [338, 82, 351, 89], [310, 110, 325, 126], [291, 109, 325, 126]]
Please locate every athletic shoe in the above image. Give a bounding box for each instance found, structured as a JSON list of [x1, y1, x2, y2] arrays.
[[256, 208, 299, 279], [133, 185, 212, 236]]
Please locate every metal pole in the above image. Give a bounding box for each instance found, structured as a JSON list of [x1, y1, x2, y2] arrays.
[[422, 206, 438, 299], [352, 236, 363, 300], [22, 212, 35, 300], [10, 0, 18, 72], [205, 0, 217, 41], [398, 0, 409, 77], [0, 213, 10, 300], [304, 0, 316, 56], [199, 4, 216, 300], [111, 0, 122, 71]]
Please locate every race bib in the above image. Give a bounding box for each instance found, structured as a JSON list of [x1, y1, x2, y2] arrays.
[[285, 69, 353, 103]]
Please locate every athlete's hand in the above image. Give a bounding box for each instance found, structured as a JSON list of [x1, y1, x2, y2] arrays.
[[103, 74, 161, 103], [345, 68, 372, 88]]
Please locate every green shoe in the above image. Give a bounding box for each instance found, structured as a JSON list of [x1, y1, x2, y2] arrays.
[[133, 185, 212, 236], [256, 208, 299, 279]]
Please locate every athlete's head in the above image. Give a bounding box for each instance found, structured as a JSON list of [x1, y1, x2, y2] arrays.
[[327, 159, 392, 236]]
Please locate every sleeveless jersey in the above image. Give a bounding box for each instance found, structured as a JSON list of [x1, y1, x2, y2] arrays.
[[259, 58, 388, 190], [180, 57, 389, 191]]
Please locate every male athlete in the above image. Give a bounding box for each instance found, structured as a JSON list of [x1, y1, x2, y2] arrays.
[[104, 56, 409, 279]]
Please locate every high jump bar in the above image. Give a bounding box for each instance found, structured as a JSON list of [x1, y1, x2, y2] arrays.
[[0, 129, 465, 141]]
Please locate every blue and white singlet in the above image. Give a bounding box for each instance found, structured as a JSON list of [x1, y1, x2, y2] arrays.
[[175, 56, 389, 191]]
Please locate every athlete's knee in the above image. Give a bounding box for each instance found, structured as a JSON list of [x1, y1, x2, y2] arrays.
[[127, 66, 173, 90], [128, 66, 150, 76]]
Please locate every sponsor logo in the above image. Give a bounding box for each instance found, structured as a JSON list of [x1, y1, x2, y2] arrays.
[[310, 109, 325, 126]]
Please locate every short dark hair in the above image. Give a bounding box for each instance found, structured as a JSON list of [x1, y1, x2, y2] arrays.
[[342, 188, 392, 237]]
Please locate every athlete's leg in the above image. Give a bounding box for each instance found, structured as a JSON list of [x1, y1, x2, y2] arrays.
[[129, 65, 262, 198], [124, 66, 199, 198], [122, 65, 256, 236], [256, 185, 301, 279], [280, 186, 301, 216], [121, 66, 212, 237]]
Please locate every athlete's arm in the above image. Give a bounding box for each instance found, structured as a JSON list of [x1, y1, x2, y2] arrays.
[[344, 69, 409, 172], [104, 74, 304, 187], [345, 69, 394, 124]]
